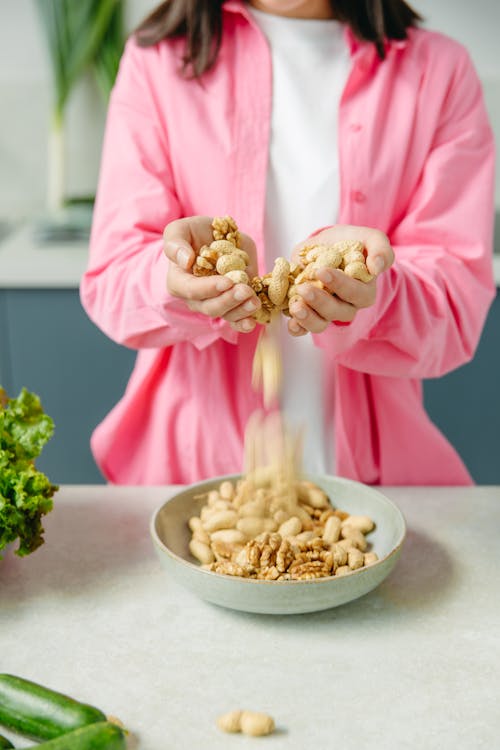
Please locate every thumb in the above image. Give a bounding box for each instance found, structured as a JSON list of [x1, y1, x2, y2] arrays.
[[163, 221, 195, 270], [366, 254, 386, 276]]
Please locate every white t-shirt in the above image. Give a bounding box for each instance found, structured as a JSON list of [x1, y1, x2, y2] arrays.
[[248, 7, 351, 474]]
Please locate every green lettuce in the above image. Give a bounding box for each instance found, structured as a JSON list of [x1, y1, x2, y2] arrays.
[[0, 387, 58, 558]]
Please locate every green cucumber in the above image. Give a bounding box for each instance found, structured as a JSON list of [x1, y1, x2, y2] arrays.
[[34, 722, 126, 749], [0, 674, 106, 741], [0, 734, 14, 748]]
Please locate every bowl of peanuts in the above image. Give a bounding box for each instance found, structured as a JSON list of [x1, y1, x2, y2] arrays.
[[150, 473, 406, 615]]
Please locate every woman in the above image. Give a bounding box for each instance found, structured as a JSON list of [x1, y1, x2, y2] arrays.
[[80, 0, 495, 485]]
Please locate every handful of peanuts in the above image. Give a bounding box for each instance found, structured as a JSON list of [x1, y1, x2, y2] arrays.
[[192, 216, 374, 325]]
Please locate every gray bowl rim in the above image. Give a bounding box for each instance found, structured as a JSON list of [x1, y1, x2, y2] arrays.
[[150, 473, 406, 587]]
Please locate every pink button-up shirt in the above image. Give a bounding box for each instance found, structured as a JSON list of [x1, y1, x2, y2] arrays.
[[80, 1, 496, 485]]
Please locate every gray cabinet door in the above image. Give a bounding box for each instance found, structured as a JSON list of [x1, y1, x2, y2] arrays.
[[424, 290, 500, 484], [1, 289, 135, 483]]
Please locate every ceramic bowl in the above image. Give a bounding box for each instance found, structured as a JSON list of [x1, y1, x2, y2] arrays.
[[150, 474, 406, 615]]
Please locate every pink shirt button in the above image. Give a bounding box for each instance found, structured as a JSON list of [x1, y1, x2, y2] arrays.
[[349, 123, 363, 133], [352, 190, 367, 203]]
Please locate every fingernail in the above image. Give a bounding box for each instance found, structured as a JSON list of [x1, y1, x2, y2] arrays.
[[176, 247, 191, 269], [372, 256, 385, 275], [243, 299, 257, 311], [215, 276, 233, 291], [234, 286, 251, 301], [241, 319, 255, 331]]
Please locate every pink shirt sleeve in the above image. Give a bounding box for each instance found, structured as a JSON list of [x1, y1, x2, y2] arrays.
[[79, 40, 238, 350], [314, 48, 496, 378]]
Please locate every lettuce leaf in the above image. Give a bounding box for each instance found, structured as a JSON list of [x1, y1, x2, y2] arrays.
[[0, 387, 58, 558]]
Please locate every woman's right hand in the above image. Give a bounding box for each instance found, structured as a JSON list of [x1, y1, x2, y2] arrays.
[[164, 216, 261, 333]]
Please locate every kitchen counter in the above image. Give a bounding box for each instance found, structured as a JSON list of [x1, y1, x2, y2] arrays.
[[0, 225, 88, 288], [1, 224, 500, 287], [1, 485, 499, 749]]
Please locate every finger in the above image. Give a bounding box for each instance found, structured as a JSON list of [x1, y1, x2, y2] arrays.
[[163, 216, 214, 270], [168, 262, 234, 300], [288, 298, 330, 334], [312, 269, 376, 309], [363, 232, 394, 276], [187, 284, 258, 319], [287, 318, 308, 337], [289, 294, 356, 332], [222, 293, 261, 322], [230, 318, 258, 334]]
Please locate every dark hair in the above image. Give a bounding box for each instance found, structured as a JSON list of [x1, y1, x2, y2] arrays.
[[134, 0, 422, 78]]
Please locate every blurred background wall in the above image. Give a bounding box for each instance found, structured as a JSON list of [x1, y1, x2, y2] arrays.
[[1, 0, 499, 220]]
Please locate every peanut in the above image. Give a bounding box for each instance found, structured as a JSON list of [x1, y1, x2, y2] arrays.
[[341, 526, 368, 552], [344, 261, 373, 282], [267, 257, 290, 306], [210, 529, 247, 545], [237, 516, 277, 538], [341, 515, 375, 534], [188, 516, 203, 533], [347, 548, 364, 570], [322, 515, 341, 544], [192, 527, 211, 545], [216, 254, 246, 275], [335, 565, 351, 577], [189, 539, 214, 565], [210, 239, 237, 255], [238, 499, 268, 518], [219, 480, 235, 501], [240, 711, 275, 737], [224, 269, 249, 285], [203, 510, 238, 533], [278, 516, 302, 537], [216, 710, 242, 733], [207, 490, 222, 506], [216, 710, 275, 737]]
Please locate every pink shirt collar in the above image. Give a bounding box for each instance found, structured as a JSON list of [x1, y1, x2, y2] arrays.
[[222, 0, 409, 56]]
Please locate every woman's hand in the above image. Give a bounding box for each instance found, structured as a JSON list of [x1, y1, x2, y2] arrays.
[[163, 216, 261, 333], [287, 225, 394, 336]]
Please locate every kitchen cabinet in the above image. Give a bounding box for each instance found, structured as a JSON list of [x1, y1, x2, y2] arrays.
[[0, 288, 135, 483], [423, 290, 500, 484]]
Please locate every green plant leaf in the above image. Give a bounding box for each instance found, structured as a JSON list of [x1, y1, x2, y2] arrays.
[[35, 0, 123, 118], [93, 3, 124, 100]]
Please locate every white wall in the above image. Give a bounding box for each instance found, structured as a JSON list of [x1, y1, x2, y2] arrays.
[[0, 0, 499, 219]]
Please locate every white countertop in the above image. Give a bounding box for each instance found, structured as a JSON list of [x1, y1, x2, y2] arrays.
[[0, 225, 88, 288], [1, 484, 499, 749], [1, 224, 500, 288]]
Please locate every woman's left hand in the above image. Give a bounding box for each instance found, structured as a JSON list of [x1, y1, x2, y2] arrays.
[[287, 225, 394, 336]]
